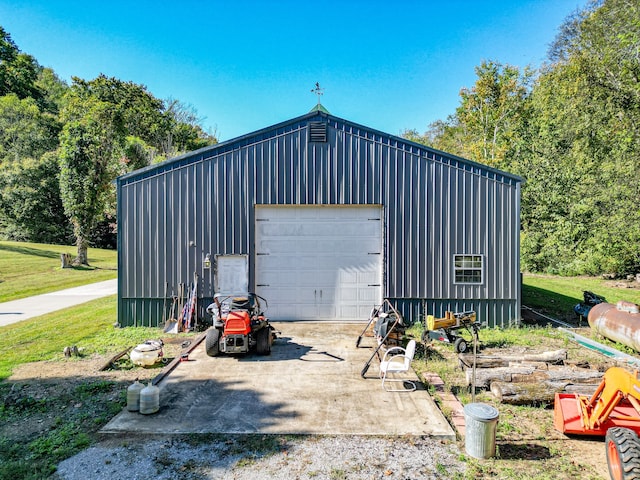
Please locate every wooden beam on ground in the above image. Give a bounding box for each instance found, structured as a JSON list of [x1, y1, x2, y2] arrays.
[[467, 366, 603, 388], [490, 381, 600, 405], [458, 349, 567, 369], [100, 347, 132, 371]]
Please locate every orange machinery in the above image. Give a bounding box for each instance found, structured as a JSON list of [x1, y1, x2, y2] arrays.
[[554, 367, 640, 436], [554, 366, 640, 479]]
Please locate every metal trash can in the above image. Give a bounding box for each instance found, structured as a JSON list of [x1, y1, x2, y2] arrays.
[[464, 403, 499, 459]]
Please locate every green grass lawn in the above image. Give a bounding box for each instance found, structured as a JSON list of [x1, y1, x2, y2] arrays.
[[0, 295, 151, 381], [523, 273, 640, 322], [0, 241, 117, 302]]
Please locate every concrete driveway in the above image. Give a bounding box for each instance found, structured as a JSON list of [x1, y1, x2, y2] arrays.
[[102, 322, 455, 439], [0, 279, 117, 327]]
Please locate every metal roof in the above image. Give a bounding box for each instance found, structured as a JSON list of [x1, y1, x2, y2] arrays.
[[117, 109, 523, 187]]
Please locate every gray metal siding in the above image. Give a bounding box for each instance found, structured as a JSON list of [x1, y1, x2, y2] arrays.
[[117, 112, 521, 327], [393, 297, 520, 329]]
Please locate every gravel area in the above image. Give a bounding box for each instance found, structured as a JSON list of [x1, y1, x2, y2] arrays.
[[53, 434, 464, 480]]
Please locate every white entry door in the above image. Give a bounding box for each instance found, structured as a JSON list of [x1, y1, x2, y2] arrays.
[[215, 255, 248, 295], [255, 205, 382, 321]]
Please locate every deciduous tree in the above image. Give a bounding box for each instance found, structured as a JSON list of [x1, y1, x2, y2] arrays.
[[0, 26, 42, 102], [58, 86, 125, 265]]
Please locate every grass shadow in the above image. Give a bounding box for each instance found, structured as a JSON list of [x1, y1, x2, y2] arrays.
[[67, 265, 97, 271], [0, 244, 61, 259], [0, 244, 116, 270], [522, 283, 587, 324], [417, 343, 446, 361], [68, 265, 117, 272], [497, 442, 551, 460], [479, 338, 519, 349]]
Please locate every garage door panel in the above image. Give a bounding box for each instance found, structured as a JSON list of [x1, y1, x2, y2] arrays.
[[296, 289, 319, 302], [314, 240, 350, 253], [255, 206, 382, 321], [362, 237, 383, 251], [290, 255, 318, 269], [255, 263, 292, 278], [260, 271, 297, 286], [293, 270, 321, 284], [356, 270, 380, 284], [359, 223, 382, 236], [359, 288, 379, 302], [313, 270, 338, 285], [338, 286, 359, 302], [259, 255, 317, 270], [318, 304, 336, 317], [319, 258, 348, 271], [338, 270, 358, 283], [315, 241, 378, 256], [318, 289, 336, 302], [260, 223, 304, 236], [257, 240, 301, 254], [298, 304, 317, 318], [338, 305, 359, 319], [256, 256, 285, 270]]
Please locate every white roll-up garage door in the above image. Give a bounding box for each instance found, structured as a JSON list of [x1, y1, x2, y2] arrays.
[[255, 205, 382, 321]]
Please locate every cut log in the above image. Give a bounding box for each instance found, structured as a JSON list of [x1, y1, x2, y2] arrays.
[[467, 366, 536, 387], [565, 384, 601, 396], [459, 349, 567, 368], [563, 359, 593, 369], [508, 361, 549, 370], [533, 368, 603, 384], [490, 381, 600, 405], [467, 366, 603, 388]]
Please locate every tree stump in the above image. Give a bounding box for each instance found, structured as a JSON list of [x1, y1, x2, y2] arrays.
[[60, 253, 72, 268]]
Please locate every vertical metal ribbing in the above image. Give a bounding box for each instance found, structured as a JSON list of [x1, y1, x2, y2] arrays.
[[118, 115, 521, 327]]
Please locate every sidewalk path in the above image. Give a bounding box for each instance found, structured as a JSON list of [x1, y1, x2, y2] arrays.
[[0, 279, 117, 327]]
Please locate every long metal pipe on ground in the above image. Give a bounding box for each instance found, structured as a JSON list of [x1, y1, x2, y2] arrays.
[[558, 327, 640, 368], [588, 302, 640, 354]]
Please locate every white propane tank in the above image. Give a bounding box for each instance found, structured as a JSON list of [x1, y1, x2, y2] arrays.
[[129, 340, 163, 367], [126, 380, 144, 412], [139, 382, 160, 414]]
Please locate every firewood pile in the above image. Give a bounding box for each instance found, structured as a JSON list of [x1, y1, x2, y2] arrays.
[[459, 349, 606, 405]]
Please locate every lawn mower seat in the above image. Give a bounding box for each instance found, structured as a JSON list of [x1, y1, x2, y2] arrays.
[[230, 296, 252, 311]]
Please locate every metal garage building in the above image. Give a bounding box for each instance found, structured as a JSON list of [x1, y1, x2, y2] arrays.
[[116, 107, 522, 328]]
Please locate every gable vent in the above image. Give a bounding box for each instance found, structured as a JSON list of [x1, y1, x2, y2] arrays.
[[308, 122, 327, 143]]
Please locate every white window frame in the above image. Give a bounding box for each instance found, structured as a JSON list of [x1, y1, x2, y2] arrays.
[[453, 254, 484, 285]]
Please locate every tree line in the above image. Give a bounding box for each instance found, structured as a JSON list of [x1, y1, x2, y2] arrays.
[[0, 26, 217, 263], [404, 0, 640, 277], [1, 0, 638, 276]]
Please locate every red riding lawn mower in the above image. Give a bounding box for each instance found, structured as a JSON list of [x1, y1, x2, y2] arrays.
[[204, 293, 275, 357]]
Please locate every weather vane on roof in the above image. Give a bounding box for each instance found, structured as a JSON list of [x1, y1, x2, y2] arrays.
[[311, 82, 324, 105]]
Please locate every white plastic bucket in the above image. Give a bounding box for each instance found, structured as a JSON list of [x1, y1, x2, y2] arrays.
[[464, 403, 499, 459], [130, 340, 163, 367]]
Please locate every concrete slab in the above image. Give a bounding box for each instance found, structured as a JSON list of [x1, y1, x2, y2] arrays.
[[0, 279, 117, 327], [103, 322, 455, 439]]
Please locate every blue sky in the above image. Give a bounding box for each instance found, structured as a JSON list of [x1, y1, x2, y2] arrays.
[[1, 0, 585, 141]]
